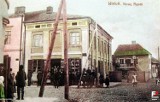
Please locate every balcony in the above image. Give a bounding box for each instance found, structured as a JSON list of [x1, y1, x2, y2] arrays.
[[119, 63, 135, 69]]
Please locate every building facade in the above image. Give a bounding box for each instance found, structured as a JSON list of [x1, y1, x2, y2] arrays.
[[0, 0, 9, 64], [4, 6, 113, 84], [24, 7, 113, 83], [113, 43, 152, 81], [4, 7, 25, 74]]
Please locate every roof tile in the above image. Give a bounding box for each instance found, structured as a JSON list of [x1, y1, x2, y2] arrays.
[[114, 44, 151, 56]]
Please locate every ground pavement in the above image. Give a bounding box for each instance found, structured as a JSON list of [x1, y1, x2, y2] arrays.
[[11, 79, 160, 102]]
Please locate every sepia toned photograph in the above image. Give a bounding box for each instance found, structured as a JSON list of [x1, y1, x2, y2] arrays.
[[0, 0, 160, 102]]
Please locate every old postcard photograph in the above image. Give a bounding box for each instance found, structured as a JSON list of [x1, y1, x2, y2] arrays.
[[0, 0, 160, 101]]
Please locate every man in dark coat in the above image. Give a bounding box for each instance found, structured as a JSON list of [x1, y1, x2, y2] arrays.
[[105, 74, 110, 88], [37, 71, 42, 86], [16, 65, 26, 100], [54, 70, 60, 88], [99, 74, 104, 87], [7, 68, 14, 102]]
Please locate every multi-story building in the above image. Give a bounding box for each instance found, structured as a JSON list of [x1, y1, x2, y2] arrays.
[[0, 0, 9, 65], [24, 7, 113, 83], [4, 6, 113, 84], [4, 7, 25, 74]]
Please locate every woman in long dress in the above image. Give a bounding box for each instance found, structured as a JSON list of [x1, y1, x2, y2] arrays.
[[132, 72, 138, 86]]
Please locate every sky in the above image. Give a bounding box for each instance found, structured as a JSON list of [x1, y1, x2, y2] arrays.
[[8, 0, 160, 59]]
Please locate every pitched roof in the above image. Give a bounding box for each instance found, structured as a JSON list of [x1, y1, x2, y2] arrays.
[[114, 44, 151, 56], [24, 10, 88, 23], [151, 57, 160, 64]]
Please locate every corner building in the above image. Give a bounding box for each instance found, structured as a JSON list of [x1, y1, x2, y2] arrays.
[[24, 7, 113, 83]]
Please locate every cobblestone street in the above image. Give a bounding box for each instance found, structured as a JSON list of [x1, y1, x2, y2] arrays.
[[14, 79, 160, 102]]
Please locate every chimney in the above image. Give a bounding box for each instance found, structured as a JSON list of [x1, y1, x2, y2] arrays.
[[132, 41, 136, 44], [46, 6, 53, 14], [15, 6, 25, 15]]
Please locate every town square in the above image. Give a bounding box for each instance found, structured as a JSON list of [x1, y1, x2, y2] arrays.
[[0, 0, 160, 102]]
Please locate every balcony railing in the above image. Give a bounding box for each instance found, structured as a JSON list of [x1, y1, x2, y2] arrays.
[[119, 63, 135, 68]]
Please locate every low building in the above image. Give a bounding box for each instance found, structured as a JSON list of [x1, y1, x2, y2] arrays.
[[113, 42, 151, 81]]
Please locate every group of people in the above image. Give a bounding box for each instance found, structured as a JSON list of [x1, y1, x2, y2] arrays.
[[80, 68, 96, 88], [80, 68, 110, 88], [50, 67, 64, 88], [0, 65, 26, 101], [99, 74, 110, 88]]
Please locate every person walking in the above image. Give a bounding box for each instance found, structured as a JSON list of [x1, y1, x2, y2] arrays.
[[11, 73, 16, 97], [105, 74, 110, 88], [132, 72, 138, 87], [16, 65, 26, 100], [0, 76, 5, 102]]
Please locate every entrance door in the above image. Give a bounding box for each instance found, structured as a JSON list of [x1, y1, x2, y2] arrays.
[[28, 59, 44, 85], [50, 59, 62, 85], [68, 58, 81, 85]]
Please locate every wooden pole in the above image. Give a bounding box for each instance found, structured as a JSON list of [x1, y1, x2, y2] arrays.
[[39, 0, 64, 97], [63, 0, 69, 100]]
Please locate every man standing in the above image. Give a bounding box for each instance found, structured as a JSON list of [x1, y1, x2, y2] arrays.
[[16, 65, 26, 100], [7, 68, 14, 102]]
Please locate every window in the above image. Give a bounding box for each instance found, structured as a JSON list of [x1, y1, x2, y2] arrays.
[[104, 42, 106, 52], [4, 31, 11, 44], [94, 36, 96, 49], [32, 34, 43, 47], [120, 59, 124, 64], [101, 41, 103, 52], [98, 38, 100, 51], [72, 22, 77, 26], [125, 59, 131, 64], [35, 25, 40, 28], [70, 32, 80, 45]]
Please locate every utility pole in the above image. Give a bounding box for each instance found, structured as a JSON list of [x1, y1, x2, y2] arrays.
[[39, 0, 64, 97], [63, 0, 69, 100]]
